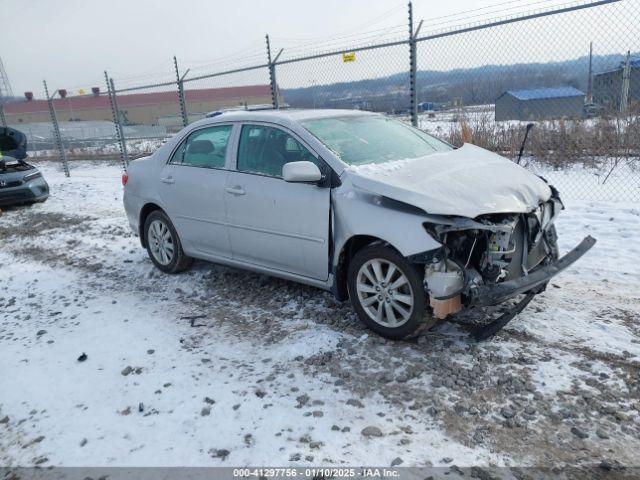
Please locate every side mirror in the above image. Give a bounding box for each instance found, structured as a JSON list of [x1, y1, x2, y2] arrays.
[[282, 161, 322, 183]]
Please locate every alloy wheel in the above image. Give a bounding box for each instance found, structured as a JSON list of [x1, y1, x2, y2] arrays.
[[148, 219, 174, 266], [355, 258, 414, 327]]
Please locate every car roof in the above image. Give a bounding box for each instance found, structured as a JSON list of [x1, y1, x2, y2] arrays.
[[195, 108, 378, 129]]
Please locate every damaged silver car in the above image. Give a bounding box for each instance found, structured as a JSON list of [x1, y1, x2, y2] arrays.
[[123, 109, 595, 339]]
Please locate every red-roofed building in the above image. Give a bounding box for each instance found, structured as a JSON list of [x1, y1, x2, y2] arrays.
[[4, 85, 272, 125]]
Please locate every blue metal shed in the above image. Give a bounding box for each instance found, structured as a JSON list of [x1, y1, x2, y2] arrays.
[[495, 86, 585, 121]]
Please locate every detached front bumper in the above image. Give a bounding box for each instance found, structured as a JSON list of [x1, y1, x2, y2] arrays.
[[470, 235, 597, 307]]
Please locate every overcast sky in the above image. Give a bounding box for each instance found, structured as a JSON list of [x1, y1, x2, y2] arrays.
[[0, 0, 606, 96]]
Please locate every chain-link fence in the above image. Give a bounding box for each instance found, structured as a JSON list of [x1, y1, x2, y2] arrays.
[[3, 0, 639, 201], [99, 56, 274, 168], [2, 79, 124, 177], [276, 42, 410, 113], [413, 0, 640, 202]]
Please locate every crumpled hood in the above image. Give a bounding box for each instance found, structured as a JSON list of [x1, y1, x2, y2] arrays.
[[347, 143, 552, 218]]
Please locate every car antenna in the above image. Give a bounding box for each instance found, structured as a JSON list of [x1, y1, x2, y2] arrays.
[[516, 123, 534, 165]]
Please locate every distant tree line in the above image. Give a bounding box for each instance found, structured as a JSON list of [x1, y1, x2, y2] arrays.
[[281, 53, 637, 112]]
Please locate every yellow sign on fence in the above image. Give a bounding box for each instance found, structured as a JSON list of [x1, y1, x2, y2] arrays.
[[342, 52, 356, 63]]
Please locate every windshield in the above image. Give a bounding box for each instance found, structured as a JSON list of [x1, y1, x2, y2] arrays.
[[301, 115, 452, 166]]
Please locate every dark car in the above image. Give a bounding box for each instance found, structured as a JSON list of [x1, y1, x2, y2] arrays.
[[0, 126, 49, 207]]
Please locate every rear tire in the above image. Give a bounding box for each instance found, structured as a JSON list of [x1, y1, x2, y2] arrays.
[[347, 245, 430, 340], [144, 210, 192, 274]]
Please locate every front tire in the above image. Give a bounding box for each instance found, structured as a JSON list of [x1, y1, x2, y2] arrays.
[[144, 210, 192, 273], [347, 245, 429, 340]]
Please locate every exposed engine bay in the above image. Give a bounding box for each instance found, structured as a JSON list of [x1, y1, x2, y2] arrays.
[[423, 191, 564, 320]]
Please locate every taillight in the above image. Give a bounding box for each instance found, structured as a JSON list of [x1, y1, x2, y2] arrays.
[[122, 171, 129, 186]]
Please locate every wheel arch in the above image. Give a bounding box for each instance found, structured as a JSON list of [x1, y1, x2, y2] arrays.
[[138, 202, 164, 248], [333, 234, 397, 301], [329, 189, 441, 300]]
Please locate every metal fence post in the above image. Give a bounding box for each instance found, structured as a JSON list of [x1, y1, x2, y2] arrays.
[[43, 80, 70, 177], [174, 55, 189, 128], [0, 102, 6, 128], [266, 34, 282, 109], [408, 2, 422, 127], [620, 50, 631, 114], [105, 71, 129, 169]]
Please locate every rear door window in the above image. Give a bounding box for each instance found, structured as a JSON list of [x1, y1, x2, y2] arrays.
[[170, 125, 233, 168]]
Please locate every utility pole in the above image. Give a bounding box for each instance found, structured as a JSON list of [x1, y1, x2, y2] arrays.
[[620, 50, 631, 114]]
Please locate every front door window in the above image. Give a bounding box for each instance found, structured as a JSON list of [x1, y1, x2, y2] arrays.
[[236, 124, 318, 177]]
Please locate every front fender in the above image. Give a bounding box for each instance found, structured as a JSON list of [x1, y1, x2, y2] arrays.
[[331, 185, 441, 267]]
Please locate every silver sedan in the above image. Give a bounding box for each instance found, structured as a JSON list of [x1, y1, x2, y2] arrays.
[[123, 109, 594, 339]]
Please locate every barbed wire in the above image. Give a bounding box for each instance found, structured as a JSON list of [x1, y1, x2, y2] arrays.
[[35, 0, 629, 98], [93, 0, 575, 90], [275, 25, 409, 62], [416, 0, 620, 40], [419, 0, 566, 26], [270, 2, 406, 43], [107, 3, 408, 88]]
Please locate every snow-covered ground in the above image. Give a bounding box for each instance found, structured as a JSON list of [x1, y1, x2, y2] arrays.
[[29, 138, 168, 160], [414, 104, 614, 137], [1, 161, 639, 468]]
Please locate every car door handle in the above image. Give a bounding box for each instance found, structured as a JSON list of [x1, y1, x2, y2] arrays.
[[161, 176, 175, 185], [225, 186, 246, 196]]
